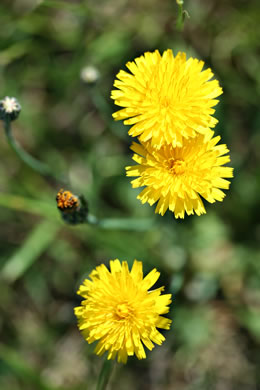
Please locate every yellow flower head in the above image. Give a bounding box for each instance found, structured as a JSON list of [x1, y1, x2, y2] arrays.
[[126, 131, 233, 219], [74, 260, 172, 364], [111, 49, 222, 148]]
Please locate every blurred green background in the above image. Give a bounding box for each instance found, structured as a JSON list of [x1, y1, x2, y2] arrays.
[[0, 0, 260, 389]]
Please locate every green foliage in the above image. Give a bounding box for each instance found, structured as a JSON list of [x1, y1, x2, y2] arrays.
[[0, 0, 259, 389], [2, 220, 60, 282]]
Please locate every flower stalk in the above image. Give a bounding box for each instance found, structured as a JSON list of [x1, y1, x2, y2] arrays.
[[96, 359, 114, 390], [1, 97, 67, 184], [176, 0, 189, 31], [88, 216, 154, 231], [3, 116, 52, 177], [176, 0, 184, 30]]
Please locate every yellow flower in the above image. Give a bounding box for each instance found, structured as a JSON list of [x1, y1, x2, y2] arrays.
[[111, 49, 222, 148], [74, 260, 172, 364], [126, 131, 233, 218]]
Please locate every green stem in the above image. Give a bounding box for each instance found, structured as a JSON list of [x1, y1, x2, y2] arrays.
[[3, 118, 66, 183], [86, 214, 154, 231], [96, 359, 114, 390], [176, 1, 184, 31]]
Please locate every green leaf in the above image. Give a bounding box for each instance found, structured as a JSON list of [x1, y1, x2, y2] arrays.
[[2, 220, 60, 282], [0, 192, 58, 219]]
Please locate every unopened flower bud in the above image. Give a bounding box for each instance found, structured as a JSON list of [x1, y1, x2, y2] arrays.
[[56, 188, 88, 224], [0, 96, 21, 121], [56, 189, 79, 210]]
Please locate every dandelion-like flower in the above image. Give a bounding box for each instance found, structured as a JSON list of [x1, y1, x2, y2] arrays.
[[126, 131, 233, 218], [111, 49, 222, 148], [74, 259, 172, 363]]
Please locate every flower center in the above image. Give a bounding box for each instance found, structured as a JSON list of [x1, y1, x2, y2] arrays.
[[160, 96, 171, 108], [115, 302, 132, 319], [167, 158, 186, 175]]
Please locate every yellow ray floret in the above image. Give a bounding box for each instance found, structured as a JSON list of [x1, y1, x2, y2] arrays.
[[74, 260, 172, 364], [111, 49, 222, 148], [126, 131, 233, 219]]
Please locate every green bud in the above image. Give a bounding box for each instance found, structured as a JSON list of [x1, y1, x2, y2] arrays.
[[56, 189, 88, 225]]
